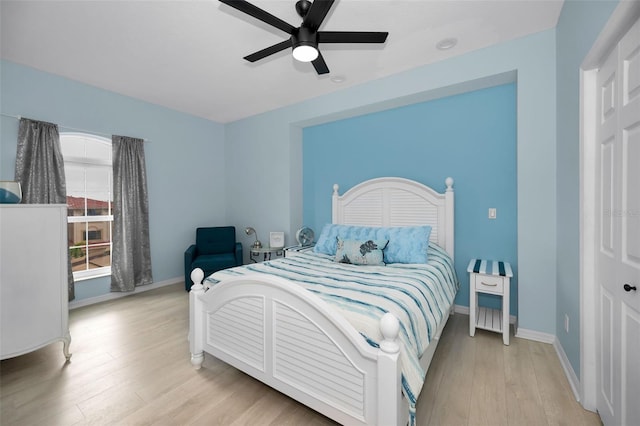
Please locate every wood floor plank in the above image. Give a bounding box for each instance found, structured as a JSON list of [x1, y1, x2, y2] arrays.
[[468, 329, 509, 425], [0, 283, 602, 426], [415, 314, 453, 423], [530, 342, 602, 426], [121, 367, 234, 425], [503, 336, 549, 425], [228, 388, 298, 426], [421, 313, 475, 425]]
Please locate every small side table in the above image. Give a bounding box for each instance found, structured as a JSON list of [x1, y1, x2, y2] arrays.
[[249, 247, 283, 263], [468, 259, 513, 345], [283, 244, 315, 258]]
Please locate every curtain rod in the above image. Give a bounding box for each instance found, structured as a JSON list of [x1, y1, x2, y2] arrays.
[[1, 112, 151, 143]]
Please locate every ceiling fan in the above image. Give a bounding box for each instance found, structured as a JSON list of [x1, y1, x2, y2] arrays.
[[219, 0, 388, 75]]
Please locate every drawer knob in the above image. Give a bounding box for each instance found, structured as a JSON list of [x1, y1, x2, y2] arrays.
[[481, 281, 498, 287], [624, 284, 637, 292]]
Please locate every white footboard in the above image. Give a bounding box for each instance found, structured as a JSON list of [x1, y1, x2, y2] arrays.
[[189, 268, 405, 426]]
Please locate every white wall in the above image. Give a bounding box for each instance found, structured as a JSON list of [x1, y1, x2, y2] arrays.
[[0, 60, 227, 299]]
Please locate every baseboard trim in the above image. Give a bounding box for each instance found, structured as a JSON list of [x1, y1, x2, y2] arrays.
[[513, 327, 555, 344], [69, 277, 182, 310], [553, 337, 582, 404]]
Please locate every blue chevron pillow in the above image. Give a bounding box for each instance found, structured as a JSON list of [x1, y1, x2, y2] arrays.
[[315, 224, 431, 264]]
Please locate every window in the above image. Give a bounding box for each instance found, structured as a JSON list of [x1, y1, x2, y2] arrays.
[[61, 133, 113, 280]]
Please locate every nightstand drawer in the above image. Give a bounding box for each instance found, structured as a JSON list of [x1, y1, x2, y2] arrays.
[[475, 274, 504, 293]]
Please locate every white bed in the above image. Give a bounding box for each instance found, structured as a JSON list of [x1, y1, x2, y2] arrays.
[[189, 176, 456, 426]]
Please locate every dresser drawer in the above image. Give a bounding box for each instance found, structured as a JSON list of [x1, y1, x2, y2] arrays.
[[475, 274, 505, 293]]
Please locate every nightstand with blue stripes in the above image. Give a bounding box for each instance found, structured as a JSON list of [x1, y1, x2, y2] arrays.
[[468, 258, 513, 345]]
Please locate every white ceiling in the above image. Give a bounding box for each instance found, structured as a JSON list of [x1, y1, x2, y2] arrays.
[[0, 0, 563, 123]]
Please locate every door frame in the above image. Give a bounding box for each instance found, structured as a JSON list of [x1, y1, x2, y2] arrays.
[[579, 1, 640, 412]]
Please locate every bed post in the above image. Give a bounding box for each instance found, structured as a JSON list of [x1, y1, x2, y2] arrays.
[[444, 177, 454, 260], [331, 184, 340, 223], [377, 313, 402, 425], [189, 268, 205, 369]]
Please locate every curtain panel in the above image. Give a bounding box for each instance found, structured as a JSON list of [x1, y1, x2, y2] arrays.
[[15, 118, 66, 203], [14, 118, 75, 300], [111, 135, 153, 292]]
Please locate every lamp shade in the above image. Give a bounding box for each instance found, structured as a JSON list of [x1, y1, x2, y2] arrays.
[[244, 226, 262, 249]]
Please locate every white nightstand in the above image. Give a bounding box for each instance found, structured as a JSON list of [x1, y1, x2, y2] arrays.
[[249, 247, 283, 263], [468, 258, 513, 345]]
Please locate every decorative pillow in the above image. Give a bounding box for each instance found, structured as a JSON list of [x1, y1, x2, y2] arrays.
[[335, 238, 388, 266], [383, 225, 431, 264], [314, 224, 380, 255], [314, 224, 432, 264]]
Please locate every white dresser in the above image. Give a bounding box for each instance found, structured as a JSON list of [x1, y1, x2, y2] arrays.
[[0, 204, 71, 360]]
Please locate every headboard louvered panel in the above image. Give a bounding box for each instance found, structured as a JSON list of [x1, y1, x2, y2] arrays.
[[388, 190, 440, 244], [340, 188, 384, 226], [332, 177, 454, 259]]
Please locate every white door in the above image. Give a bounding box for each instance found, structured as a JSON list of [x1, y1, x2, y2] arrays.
[[596, 17, 640, 426]]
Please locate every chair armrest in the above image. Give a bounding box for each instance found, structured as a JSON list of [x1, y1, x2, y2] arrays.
[[185, 244, 198, 264], [234, 242, 243, 266]]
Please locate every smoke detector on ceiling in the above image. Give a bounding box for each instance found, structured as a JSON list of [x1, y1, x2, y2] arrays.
[[436, 38, 458, 50]]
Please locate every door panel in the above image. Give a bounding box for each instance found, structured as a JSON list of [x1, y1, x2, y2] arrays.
[[596, 40, 619, 426], [622, 306, 640, 424], [600, 137, 615, 256], [618, 19, 640, 426], [596, 16, 640, 426], [599, 288, 615, 415], [622, 126, 640, 265]]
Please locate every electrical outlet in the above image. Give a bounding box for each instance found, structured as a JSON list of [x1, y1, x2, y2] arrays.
[[488, 208, 497, 219], [564, 314, 569, 333]]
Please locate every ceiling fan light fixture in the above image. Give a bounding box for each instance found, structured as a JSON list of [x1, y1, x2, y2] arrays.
[[220, 0, 388, 75], [293, 44, 318, 62], [292, 26, 318, 62]]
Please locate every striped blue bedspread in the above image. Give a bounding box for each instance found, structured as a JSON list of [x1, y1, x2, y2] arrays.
[[205, 242, 458, 418]]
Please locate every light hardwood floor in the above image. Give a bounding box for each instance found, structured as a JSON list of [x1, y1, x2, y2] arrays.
[[1, 283, 601, 426]]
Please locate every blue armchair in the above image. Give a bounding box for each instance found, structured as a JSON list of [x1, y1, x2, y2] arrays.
[[184, 226, 243, 290]]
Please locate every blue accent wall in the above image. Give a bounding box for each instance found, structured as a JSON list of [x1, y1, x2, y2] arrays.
[[225, 29, 556, 337], [1, 60, 227, 300], [555, 0, 619, 377], [303, 84, 518, 314]]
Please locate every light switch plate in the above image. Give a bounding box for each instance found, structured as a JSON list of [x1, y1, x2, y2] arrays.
[[489, 208, 497, 219]]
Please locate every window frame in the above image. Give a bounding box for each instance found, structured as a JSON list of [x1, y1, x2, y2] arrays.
[[61, 132, 113, 281]]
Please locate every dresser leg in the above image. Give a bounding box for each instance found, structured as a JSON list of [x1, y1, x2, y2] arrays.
[[62, 332, 72, 361]]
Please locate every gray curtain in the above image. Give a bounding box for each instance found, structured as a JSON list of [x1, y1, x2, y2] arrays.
[[111, 135, 153, 292], [14, 118, 75, 300]]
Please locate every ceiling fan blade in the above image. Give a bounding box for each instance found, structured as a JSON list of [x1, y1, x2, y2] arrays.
[[312, 52, 330, 75], [303, 0, 335, 32], [244, 39, 293, 62], [318, 31, 388, 44], [219, 0, 296, 34]]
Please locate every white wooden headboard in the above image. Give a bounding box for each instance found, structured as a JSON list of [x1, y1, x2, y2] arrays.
[[332, 177, 455, 260]]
